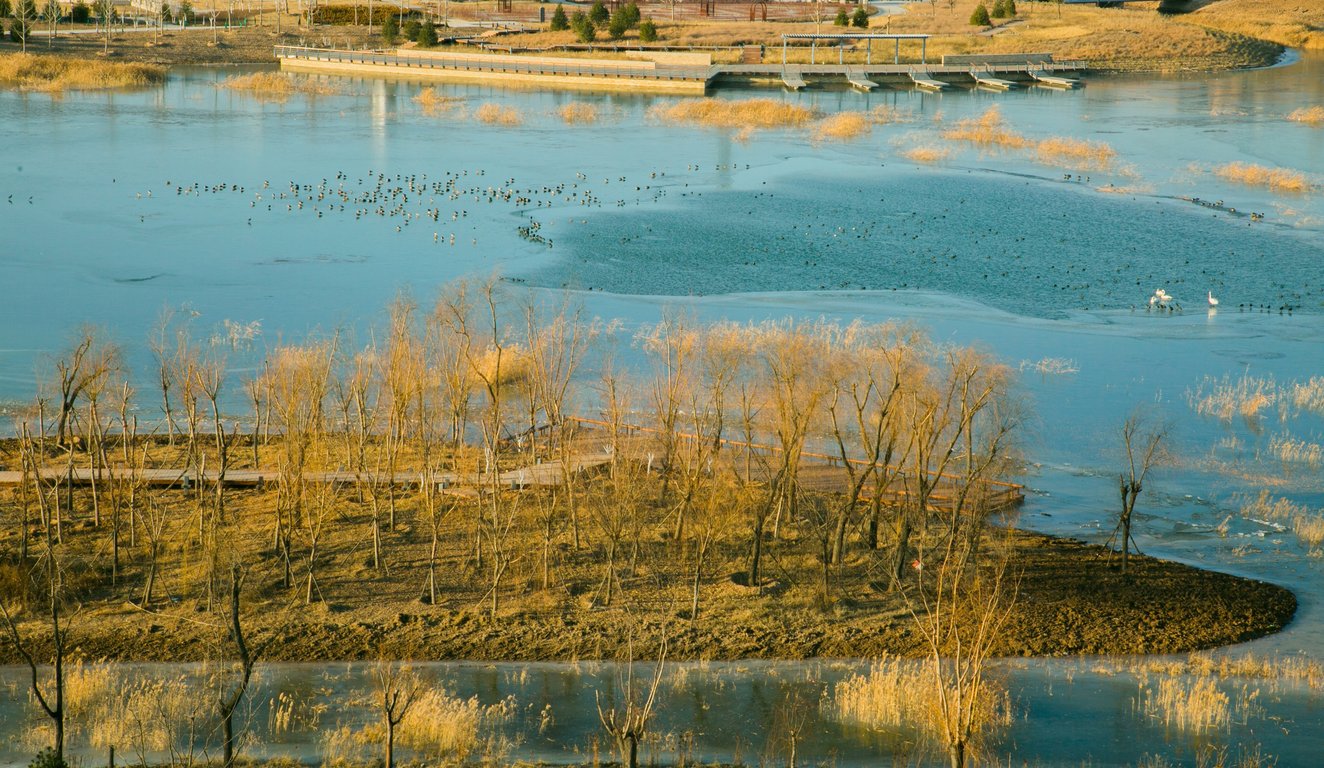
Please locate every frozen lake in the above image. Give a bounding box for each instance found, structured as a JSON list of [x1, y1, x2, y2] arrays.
[[3, 50, 1323, 766]]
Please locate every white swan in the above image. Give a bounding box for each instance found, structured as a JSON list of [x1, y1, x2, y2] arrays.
[[1208, 291, 1219, 308]]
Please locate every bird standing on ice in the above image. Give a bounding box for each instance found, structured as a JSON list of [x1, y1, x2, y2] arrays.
[[1208, 291, 1219, 308]]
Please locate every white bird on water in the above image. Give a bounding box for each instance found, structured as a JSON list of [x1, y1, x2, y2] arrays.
[[1208, 291, 1220, 308]]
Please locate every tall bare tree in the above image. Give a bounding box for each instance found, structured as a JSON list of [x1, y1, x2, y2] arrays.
[[1111, 411, 1167, 576]]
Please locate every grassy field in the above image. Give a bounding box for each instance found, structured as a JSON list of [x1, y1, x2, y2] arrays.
[[3, 0, 1315, 73]]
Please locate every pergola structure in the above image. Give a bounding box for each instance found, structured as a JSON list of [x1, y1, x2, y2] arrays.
[[780, 33, 931, 66]]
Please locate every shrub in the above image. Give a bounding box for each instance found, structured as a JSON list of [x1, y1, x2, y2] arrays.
[[382, 13, 397, 44], [549, 3, 569, 31], [638, 18, 656, 43], [0, 0, 10, 18], [402, 18, 421, 39], [834, 8, 848, 26], [588, 0, 608, 25], [28, 749, 67, 768], [415, 21, 437, 47], [71, 0, 89, 22], [991, 0, 1008, 19], [851, 7, 868, 28], [970, 3, 990, 25], [311, 5, 413, 25]]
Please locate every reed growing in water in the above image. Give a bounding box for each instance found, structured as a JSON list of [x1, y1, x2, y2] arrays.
[[221, 72, 339, 99], [475, 102, 524, 125], [648, 97, 817, 131], [559, 101, 599, 123], [1215, 161, 1309, 193], [0, 53, 165, 92]]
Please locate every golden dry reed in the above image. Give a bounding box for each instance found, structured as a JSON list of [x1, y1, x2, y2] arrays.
[[1241, 490, 1324, 548], [1188, 373, 1278, 422], [475, 102, 524, 126], [648, 98, 818, 131], [902, 145, 952, 164], [414, 86, 462, 113], [221, 72, 339, 99], [1035, 136, 1118, 172], [835, 656, 1011, 749], [559, 101, 599, 124], [1139, 674, 1230, 734], [1215, 161, 1309, 193], [941, 106, 1031, 150], [812, 111, 871, 141], [1287, 106, 1324, 126], [0, 53, 165, 92]]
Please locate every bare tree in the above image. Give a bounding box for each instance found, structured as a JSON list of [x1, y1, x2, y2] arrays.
[[596, 636, 667, 768], [1111, 411, 1167, 576], [375, 662, 422, 768], [216, 564, 259, 768], [0, 534, 68, 762]]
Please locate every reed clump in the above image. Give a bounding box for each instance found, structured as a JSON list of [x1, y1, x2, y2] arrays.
[[414, 86, 462, 114], [1139, 673, 1230, 734], [835, 656, 1011, 750], [221, 72, 339, 99], [812, 111, 871, 141], [1188, 373, 1278, 423], [1240, 490, 1324, 548], [648, 98, 818, 131], [1035, 136, 1118, 171], [475, 102, 524, 126], [0, 53, 165, 92], [901, 145, 952, 164], [1268, 434, 1323, 470], [940, 105, 1031, 150], [1215, 161, 1309, 193], [1287, 106, 1324, 126], [559, 101, 599, 124]]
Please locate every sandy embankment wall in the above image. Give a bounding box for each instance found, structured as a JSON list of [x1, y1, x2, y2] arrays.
[[279, 48, 711, 95]]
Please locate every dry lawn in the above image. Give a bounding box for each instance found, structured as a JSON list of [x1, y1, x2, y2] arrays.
[[0, 52, 165, 92], [1215, 161, 1310, 193]]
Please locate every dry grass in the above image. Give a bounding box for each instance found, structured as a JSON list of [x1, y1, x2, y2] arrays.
[[414, 86, 462, 114], [558, 101, 599, 124], [648, 98, 818, 132], [1035, 136, 1118, 172], [1287, 106, 1324, 127], [0, 53, 165, 92], [221, 71, 339, 100], [812, 111, 872, 142], [1018, 357, 1079, 376], [835, 656, 1011, 752], [474, 102, 524, 126], [902, 145, 952, 164], [1139, 673, 1230, 734], [941, 106, 1031, 150], [1287, 376, 1324, 416], [1214, 162, 1309, 193]]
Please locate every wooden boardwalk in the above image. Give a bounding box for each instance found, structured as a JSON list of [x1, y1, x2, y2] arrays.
[[0, 417, 1022, 513]]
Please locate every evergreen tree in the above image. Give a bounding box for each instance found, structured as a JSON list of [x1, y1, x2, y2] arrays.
[[416, 21, 437, 47], [382, 13, 398, 44], [588, 0, 608, 25], [549, 3, 569, 31], [969, 2, 991, 26], [834, 8, 848, 26], [638, 18, 656, 43], [851, 7, 869, 28]]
